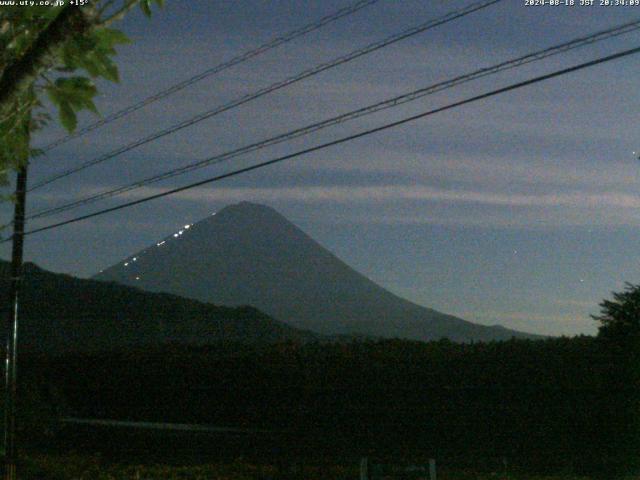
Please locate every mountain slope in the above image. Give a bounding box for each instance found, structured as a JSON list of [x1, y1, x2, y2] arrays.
[[95, 202, 537, 342], [0, 260, 315, 353]]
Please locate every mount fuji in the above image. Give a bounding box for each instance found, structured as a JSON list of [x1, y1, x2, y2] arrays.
[[95, 202, 537, 342]]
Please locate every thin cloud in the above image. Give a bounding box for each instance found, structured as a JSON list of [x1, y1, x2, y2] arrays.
[[111, 183, 640, 212]]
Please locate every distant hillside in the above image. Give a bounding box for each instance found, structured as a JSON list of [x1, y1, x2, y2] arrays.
[[0, 261, 315, 353], [96, 202, 539, 342]]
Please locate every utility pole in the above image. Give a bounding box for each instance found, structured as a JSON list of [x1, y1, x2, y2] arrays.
[[4, 165, 28, 480]]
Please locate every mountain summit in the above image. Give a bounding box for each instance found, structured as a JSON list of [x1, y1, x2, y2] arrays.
[[95, 202, 536, 342]]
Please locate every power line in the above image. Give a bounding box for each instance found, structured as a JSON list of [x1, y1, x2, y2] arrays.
[[26, 18, 640, 221], [13, 44, 640, 241], [37, 0, 381, 154], [29, 0, 502, 192]]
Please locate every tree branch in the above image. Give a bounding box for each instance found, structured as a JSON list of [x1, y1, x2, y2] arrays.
[[0, 6, 92, 113], [97, 0, 117, 17]]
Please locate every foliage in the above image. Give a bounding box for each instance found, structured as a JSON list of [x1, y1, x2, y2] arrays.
[[0, 1, 163, 189], [18, 336, 631, 477], [592, 282, 640, 341], [591, 282, 640, 478], [19, 455, 355, 480], [3, 261, 636, 476], [14, 454, 604, 480], [4, 265, 639, 477]]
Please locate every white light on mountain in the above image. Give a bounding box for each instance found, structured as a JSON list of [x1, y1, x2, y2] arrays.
[[174, 233, 179, 238], [133, 257, 137, 262], [178, 230, 184, 235], [124, 262, 129, 266], [135, 276, 140, 280], [184, 225, 190, 229]]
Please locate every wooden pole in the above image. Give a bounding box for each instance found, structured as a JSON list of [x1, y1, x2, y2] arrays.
[[360, 457, 368, 480], [3, 165, 28, 480], [429, 458, 436, 480]]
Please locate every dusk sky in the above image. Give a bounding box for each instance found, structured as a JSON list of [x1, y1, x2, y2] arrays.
[[2, 0, 640, 336]]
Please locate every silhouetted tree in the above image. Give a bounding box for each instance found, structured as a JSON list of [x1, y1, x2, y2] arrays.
[[591, 282, 640, 477], [593, 282, 640, 341]]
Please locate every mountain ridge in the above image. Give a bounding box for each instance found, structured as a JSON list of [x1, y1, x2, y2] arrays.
[[0, 259, 316, 353]]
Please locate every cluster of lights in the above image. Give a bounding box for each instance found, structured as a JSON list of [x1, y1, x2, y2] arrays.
[[170, 223, 194, 239], [123, 256, 138, 267], [122, 220, 201, 269]]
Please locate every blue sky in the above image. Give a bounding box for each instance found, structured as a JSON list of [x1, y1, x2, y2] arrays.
[[3, 0, 640, 336]]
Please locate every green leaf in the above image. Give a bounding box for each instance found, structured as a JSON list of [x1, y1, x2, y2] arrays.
[[45, 76, 99, 132], [78, 53, 104, 78], [103, 60, 119, 83], [92, 49, 119, 82], [56, 76, 96, 94], [95, 28, 131, 47], [140, 0, 152, 17], [45, 86, 62, 108], [52, 77, 97, 104], [59, 102, 77, 132]]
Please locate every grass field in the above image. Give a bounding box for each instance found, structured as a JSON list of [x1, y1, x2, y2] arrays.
[[15, 454, 620, 480]]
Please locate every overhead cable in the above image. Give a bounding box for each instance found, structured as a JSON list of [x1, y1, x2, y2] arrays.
[[29, 0, 502, 191], [27, 18, 640, 221], [13, 44, 640, 240], [37, 0, 382, 153]]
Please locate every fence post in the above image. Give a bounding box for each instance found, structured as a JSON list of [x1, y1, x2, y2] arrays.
[[429, 458, 436, 480], [360, 457, 368, 480]]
